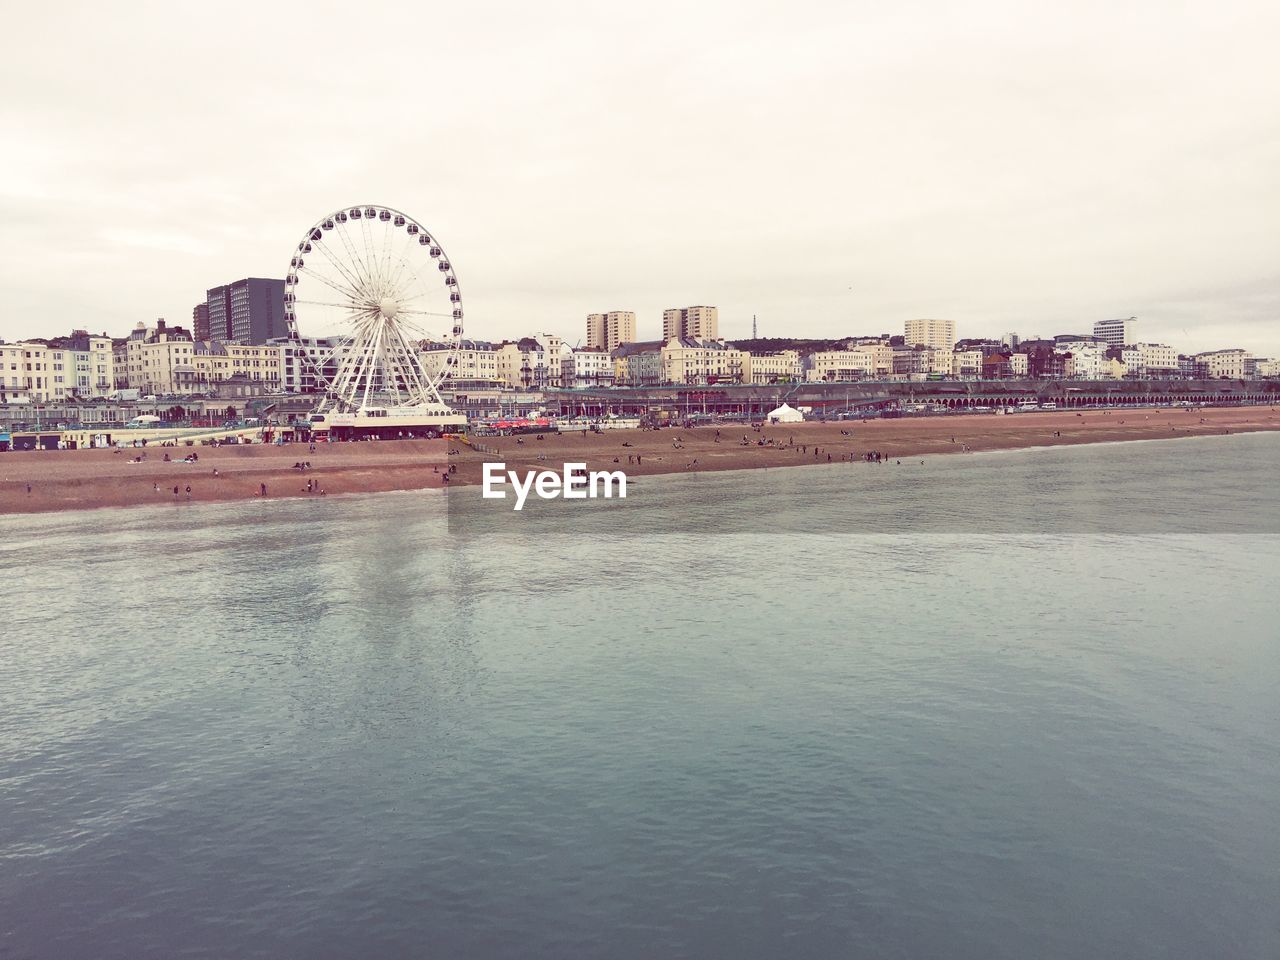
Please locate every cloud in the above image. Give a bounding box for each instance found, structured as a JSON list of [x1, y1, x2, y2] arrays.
[[1, 0, 1278, 355]]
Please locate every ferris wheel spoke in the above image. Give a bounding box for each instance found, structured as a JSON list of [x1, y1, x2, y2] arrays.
[[387, 226, 420, 290], [395, 316, 438, 343], [334, 223, 375, 293], [360, 216, 383, 295], [294, 298, 363, 311], [297, 266, 360, 301], [394, 258, 439, 303], [381, 217, 397, 292], [311, 236, 369, 294], [398, 308, 455, 318], [388, 322, 433, 401]]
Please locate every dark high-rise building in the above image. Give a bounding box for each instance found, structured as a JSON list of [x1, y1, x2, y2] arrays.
[[192, 303, 210, 341], [205, 278, 287, 344]]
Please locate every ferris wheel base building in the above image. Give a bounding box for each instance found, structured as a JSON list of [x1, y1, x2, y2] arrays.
[[308, 405, 468, 441]]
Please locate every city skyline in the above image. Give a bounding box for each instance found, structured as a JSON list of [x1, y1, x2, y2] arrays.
[[2, 1, 1277, 354]]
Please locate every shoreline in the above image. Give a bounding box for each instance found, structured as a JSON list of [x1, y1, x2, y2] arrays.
[[2, 406, 1278, 515]]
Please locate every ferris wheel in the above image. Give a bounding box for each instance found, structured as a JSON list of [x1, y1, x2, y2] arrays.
[[285, 205, 463, 413]]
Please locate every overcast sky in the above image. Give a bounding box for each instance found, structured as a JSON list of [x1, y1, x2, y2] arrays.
[[2, 0, 1277, 354]]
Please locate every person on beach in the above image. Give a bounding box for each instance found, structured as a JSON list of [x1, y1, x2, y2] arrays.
[[185, 486, 191, 500], [173, 486, 179, 498], [26, 483, 31, 495], [259, 483, 267, 497]]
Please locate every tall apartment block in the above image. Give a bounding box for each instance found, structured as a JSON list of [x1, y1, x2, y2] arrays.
[[663, 305, 719, 342], [904, 318, 956, 351], [1092, 317, 1136, 347], [206, 278, 288, 344], [192, 303, 210, 341], [586, 311, 637, 352]]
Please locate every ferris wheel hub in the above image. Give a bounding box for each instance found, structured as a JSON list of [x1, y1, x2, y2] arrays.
[[378, 297, 400, 319]]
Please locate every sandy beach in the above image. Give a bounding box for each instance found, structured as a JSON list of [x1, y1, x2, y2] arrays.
[[0, 439, 451, 514], [2, 405, 1277, 514]]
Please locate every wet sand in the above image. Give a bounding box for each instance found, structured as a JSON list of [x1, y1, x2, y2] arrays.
[[2, 406, 1277, 514]]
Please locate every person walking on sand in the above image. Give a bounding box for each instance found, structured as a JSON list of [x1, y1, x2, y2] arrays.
[[259, 482, 267, 497], [185, 486, 191, 500], [173, 486, 179, 498]]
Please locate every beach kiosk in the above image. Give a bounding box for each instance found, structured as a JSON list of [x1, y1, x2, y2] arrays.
[[766, 403, 804, 424]]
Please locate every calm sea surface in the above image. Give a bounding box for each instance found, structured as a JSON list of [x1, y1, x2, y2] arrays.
[[3, 434, 1279, 959]]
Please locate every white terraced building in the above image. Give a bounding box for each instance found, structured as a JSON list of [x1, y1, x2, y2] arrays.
[[1196, 349, 1250, 379], [740, 351, 802, 384], [562, 347, 614, 388], [419, 339, 499, 384], [0, 332, 115, 402], [1131, 343, 1178, 376], [806, 345, 894, 381], [1064, 342, 1109, 379], [660, 338, 744, 385]]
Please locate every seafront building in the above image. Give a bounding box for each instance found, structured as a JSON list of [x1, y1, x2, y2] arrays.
[[611, 341, 665, 386], [3, 307, 1279, 417], [1064, 342, 1109, 379], [586, 312, 637, 352], [805, 344, 894, 381], [1130, 343, 1178, 377], [1092, 317, 1137, 347], [660, 338, 745, 385], [419, 339, 500, 385], [269, 335, 351, 393], [116, 321, 284, 396], [740, 350, 802, 384], [1195, 348, 1250, 380], [495, 335, 569, 389], [562, 347, 615, 388], [663, 306, 719, 342], [904, 318, 956, 352], [0, 332, 116, 403], [952, 350, 985, 378]]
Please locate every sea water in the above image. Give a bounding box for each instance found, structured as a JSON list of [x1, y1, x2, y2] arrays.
[[2, 433, 1278, 959]]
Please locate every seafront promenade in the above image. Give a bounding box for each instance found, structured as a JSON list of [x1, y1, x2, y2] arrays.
[[2, 406, 1278, 515]]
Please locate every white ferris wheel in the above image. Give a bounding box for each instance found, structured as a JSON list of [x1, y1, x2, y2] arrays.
[[285, 205, 463, 414]]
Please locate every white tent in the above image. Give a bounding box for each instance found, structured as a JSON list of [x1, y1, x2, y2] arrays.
[[766, 403, 804, 424]]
